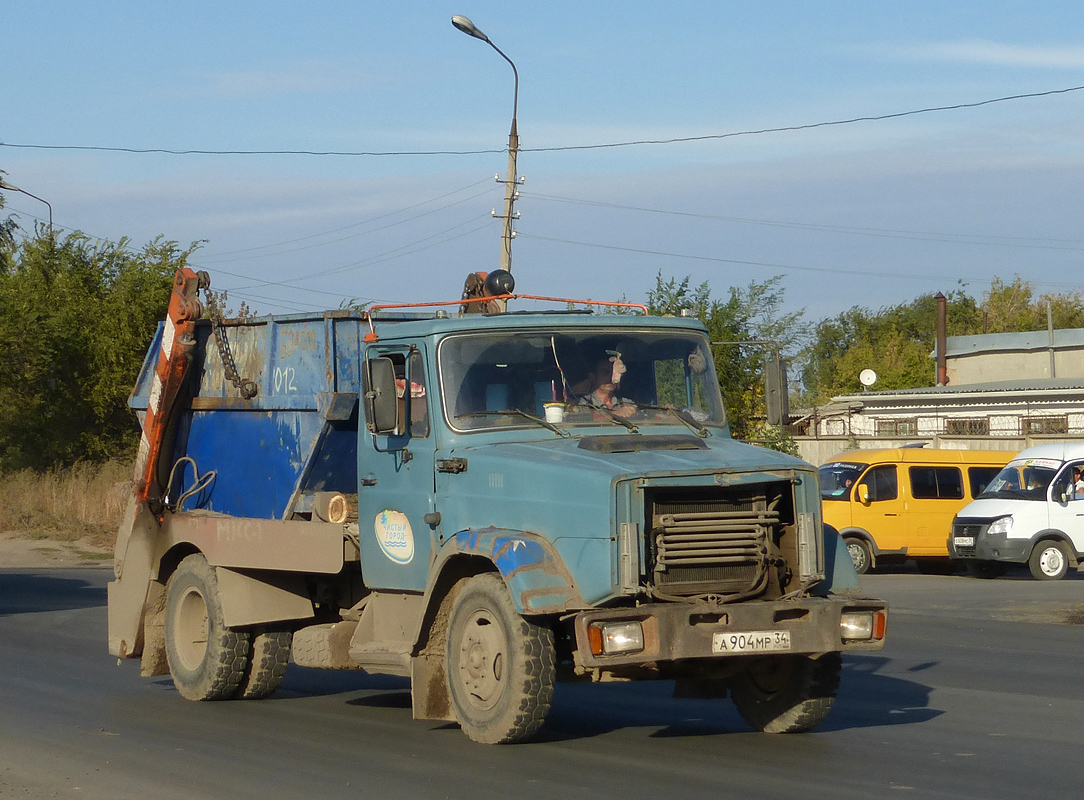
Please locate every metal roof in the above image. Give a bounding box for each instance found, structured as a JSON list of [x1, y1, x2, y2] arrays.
[[832, 377, 1084, 403], [941, 328, 1084, 358]]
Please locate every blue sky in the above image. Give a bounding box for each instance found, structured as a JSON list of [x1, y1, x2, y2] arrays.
[[3, 1, 1084, 322]]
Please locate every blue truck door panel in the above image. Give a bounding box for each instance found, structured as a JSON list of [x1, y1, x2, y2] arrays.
[[356, 345, 437, 590]]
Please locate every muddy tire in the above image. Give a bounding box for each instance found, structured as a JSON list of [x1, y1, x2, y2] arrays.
[[966, 560, 1007, 579], [730, 652, 842, 734], [445, 573, 555, 744], [845, 537, 872, 575], [165, 554, 251, 701], [1029, 540, 1070, 581], [237, 629, 292, 699]]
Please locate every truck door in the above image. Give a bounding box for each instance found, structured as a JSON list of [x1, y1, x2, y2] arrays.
[[356, 346, 438, 591]]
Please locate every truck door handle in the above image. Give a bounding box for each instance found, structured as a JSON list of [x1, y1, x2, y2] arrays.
[[360, 476, 378, 487]]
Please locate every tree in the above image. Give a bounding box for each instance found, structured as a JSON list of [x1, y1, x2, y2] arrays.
[[0, 170, 18, 256], [800, 276, 1084, 402], [645, 273, 807, 443], [0, 230, 196, 470]]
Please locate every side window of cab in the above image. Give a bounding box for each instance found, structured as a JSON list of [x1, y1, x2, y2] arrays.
[[857, 465, 898, 503], [1055, 462, 1084, 501]]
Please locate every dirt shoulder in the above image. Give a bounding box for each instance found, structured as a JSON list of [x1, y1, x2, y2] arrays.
[[0, 531, 113, 569]]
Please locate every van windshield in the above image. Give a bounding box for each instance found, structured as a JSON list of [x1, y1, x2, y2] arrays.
[[978, 460, 1060, 501], [819, 462, 867, 500]]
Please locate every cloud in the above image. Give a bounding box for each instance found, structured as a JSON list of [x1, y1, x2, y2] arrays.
[[191, 61, 358, 97], [882, 40, 1084, 69]]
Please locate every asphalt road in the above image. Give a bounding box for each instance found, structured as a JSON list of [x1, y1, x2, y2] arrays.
[[2, 566, 1082, 800]]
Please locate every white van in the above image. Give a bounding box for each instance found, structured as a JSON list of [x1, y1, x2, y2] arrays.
[[948, 442, 1084, 580]]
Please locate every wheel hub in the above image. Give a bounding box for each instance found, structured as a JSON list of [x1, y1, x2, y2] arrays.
[[457, 610, 506, 711], [174, 586, 210, 671], [1040, 547, 1065, 576]]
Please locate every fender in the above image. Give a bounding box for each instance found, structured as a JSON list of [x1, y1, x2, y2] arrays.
[[434, 527, 587, 615], [1029, 529, 1081, 566]]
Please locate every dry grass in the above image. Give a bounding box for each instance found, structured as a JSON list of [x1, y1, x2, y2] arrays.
[[0, 460, 131, 549]]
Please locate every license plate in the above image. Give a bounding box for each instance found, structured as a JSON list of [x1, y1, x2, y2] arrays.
[[954, 536, 975, 547], [712, 630, 791, 654]]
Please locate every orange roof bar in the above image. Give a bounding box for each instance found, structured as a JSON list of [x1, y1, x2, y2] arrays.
[[363, 294, 649, 341]]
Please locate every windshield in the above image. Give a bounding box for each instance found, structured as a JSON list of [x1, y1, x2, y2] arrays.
[[819, 462, 868, 500], [978, 459, 1060, 501], [439, 330, 725, 433]]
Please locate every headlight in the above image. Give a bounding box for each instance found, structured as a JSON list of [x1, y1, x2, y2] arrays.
[[987, 516, 1013, 536], [841, 610, 887, 641], [587, 621, 645, 655]]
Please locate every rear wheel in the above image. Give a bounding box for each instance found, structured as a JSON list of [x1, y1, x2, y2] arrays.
[[237, 629, 292, 699], [445, 573, 555, 744], [1029, 540, 1070, 581], [730, 652, 842, 733], [165, 554, 251, 701], [845, 538, 872, 575], [966, 560, 1007, 579]]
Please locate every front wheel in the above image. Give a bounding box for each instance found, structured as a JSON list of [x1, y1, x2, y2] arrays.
[[730, 652, 842, 733], [165, 554, 251, 701], [1029, 540, 1070, 581], [445, 573, 556, 744], [845, 537, 872, 575]]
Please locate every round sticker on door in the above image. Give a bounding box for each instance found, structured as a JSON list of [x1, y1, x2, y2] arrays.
[[374, 510, 415, 564]]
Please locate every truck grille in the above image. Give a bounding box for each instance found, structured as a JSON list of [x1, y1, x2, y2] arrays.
[[649, 491, 778, 596]]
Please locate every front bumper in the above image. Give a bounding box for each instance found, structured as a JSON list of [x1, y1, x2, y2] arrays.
[[948, 527, 1031, 563], [572, 596, 886, 671]]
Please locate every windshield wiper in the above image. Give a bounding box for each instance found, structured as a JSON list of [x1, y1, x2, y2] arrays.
[[587, 404, 639, 433], [635, 404, 710, 437], [455, 409, 570, 437]]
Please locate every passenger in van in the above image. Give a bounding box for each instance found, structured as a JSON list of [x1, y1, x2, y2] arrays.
[[1072, 467, 1084, 500]]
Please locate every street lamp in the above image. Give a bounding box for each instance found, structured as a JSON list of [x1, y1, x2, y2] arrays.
[[0, 178, 53, 233], [451, 15, 520, 274]]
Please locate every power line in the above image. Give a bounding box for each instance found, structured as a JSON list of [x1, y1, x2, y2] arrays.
[[515, 230, 1082, 290], [3, 85, 1081, 158], [199, 176, 494, 258], [522, 191, 1084, 252], [199, 187, 497, 264]]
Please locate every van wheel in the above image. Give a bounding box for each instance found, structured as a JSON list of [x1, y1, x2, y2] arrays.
[[845, 538, 872, 574], [1029, 541, 1070, 581], [730, 652, 842, 733], [966, 560, 1007, 579], [165, 554, 251, 701], [445, 573, 555, 744]]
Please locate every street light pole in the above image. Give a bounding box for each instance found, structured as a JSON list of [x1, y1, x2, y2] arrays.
[[451, 15, 520, 274], [0, 178, 53, 234]]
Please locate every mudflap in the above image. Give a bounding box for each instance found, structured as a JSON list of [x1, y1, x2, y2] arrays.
[[107, 498, 160, 658]]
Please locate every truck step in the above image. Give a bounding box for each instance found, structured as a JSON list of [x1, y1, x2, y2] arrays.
[[348, 641, 412, 675]]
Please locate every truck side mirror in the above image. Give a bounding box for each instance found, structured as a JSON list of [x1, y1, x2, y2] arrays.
[[857, 484, 871, 505], [364, 356, 400, 435]]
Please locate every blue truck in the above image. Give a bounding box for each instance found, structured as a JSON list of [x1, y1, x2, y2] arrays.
[[107, 269, 886, 743]]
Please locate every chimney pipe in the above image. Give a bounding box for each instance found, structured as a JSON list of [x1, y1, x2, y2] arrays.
[[935, 291, 948, 386]]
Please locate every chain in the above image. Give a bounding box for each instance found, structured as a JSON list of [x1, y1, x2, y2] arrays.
[[201, 278, 258, 399]]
